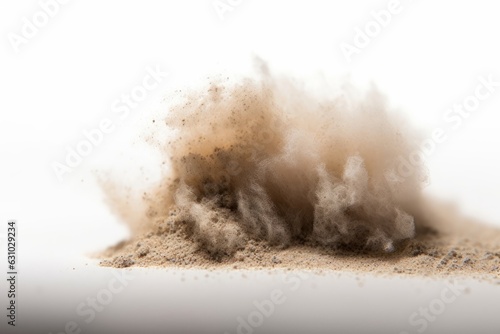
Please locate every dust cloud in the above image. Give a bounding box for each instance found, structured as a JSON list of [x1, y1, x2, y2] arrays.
[[102, 60, 428, 259]]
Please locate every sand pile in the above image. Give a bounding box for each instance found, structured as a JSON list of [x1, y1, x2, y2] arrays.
[[99, 62, 500, 280], [100, 198, 500, 280]]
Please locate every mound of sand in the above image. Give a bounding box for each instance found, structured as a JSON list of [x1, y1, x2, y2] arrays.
[[100, 198, 500, 281]]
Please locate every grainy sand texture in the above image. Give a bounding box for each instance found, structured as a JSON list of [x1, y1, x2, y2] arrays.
[[99, 63, 500, 281]]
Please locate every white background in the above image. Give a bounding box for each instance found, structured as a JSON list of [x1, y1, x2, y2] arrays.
[[1, 1, 500, 333]]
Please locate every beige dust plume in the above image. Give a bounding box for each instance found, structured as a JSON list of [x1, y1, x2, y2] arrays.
[[107, 60, 426, 259]]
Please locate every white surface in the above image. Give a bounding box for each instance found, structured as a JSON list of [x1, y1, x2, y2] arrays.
[[1, 0, 500, 333], [9, 261, 500, 334]]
